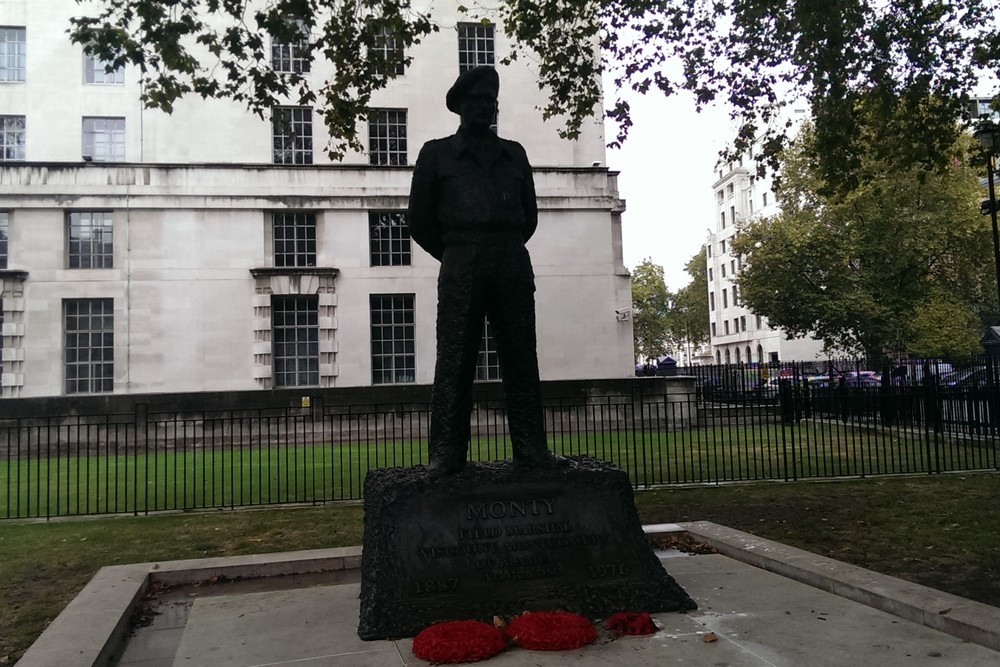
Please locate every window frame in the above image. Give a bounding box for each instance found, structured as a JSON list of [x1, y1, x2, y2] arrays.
[[368, 211, 411, 266], [370, 294, 415, 384], [272, 211, 317, 268], [0, 115, 24, 161], [0, 211, 8, 269], [371, 24, 405, 76], [271, 22, 311, 74], [457, 22, 495, 72], [82, 116, 126, 162], [83, 53, 124, 84], [271, 294, 320, 388], [475, 318, 501, 382], [368, 108, 408, 166], [64, 297, 114, 395], [272, 106, 313, 165], [66, 211, 114, 269], [0, 27, 25, 83]]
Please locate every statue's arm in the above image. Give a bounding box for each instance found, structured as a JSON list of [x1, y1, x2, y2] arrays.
[[520, 147, 539, 243], [408, 143, 444, 261]]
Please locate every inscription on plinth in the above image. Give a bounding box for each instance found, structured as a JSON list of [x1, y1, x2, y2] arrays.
[[358, 457, 696, 639]]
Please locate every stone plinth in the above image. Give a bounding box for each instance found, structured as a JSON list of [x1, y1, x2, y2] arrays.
[[358, 456, 696, 639]]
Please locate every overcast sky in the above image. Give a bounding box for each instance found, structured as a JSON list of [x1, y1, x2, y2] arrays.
[[602, 87, 734, 292]]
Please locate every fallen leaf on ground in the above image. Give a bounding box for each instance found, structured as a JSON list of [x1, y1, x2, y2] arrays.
[[702, 632, 718, 643]]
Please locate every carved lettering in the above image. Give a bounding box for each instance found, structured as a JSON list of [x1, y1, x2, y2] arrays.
[[414, 578, 459, 595], [459, 527, 503, 541], [419, 543, 497, 558], [483, 564, 562, 582], [504, 521, 571, 536], [465, 497, 556, 521]]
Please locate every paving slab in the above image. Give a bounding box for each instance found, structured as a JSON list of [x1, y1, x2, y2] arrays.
[[159, 555, 1000, 667], [19, 523, 1000, 667]]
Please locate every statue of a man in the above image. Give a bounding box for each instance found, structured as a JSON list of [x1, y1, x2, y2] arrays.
[[408, 66, 559, 474]]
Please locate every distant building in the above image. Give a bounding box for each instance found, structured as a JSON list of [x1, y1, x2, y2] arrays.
[[705, 108, 825, 365], [0, 1, 634, 398]]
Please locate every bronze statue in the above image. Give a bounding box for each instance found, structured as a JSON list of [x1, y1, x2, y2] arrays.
[[408, 66, 560, 474]]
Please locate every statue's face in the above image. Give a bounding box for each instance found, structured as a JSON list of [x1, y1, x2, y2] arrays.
[[458, 80, 498, 133]]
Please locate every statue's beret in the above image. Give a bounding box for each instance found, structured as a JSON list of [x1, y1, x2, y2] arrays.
[[446, 66, 500, 114]]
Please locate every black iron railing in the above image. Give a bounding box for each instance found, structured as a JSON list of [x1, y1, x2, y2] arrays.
[[2, 369, 998, 519]]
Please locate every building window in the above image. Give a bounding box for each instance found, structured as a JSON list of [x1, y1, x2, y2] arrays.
[[0, 115, 24, 161], [0, 212, 7, 269], [726, 183, 734, 197], [721, 264, 726, 278], [64, 298, 114, 395], [757, 344, 764, 363], [273, 212, 316, 268], [707, 245, 712, 257], [67, 212, 113, 269], [763, 192, 769, 207], [730, 205, 736, 225], [720, 211, 726, 229], [369, 211, 410, 266], [733, 318, 739, 333], [272, 295, 319, 387], [370, 294, 415, 384], [735, 347, 741, 364], [368, 108, 407, 166], [457, 22, 495, 72], [732, 284, 738, 305], [724, 321, 730, 335], [271, 22, 310, 74], [84, 54, 124, 84], [475, 318, 501, 382], [82, 117, 125, 161], [710, 292, 715, 311], [721, 240, 726, 254], [722, 288, 728, 308], [708, 268, 713, 282], [372, 24, 405, 75], [272, 106, 313, 164], [711, 322, 716, 337], [756, 314, 763, 328], [716, 190, 724, 204], [0, 27, 25, 82]]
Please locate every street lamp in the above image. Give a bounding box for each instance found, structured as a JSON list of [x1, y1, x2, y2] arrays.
[[974, 121, 1000, 315]]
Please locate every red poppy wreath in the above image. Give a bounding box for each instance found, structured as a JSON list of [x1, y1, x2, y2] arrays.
[[504, 611, 597, 651], [412, 620, 506, 664], [606, 611, 657, 636]]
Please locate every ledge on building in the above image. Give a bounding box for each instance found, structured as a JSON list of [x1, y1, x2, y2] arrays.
[[250, 267, 339, 278], [0, 269, 28, 282]]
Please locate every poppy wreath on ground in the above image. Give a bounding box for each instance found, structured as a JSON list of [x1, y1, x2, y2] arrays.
[[606, 611, 657, 636], [504, 611, 597, 651], [412, 620, 506, 664]]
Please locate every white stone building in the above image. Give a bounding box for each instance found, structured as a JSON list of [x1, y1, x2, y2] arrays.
[[0, 0, 634, 398], [706, 118, 825, 365]]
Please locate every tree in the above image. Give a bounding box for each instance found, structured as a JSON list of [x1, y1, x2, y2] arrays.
[[730, 117, 993, 360], [665, 249, 710, 351], [630, 259, 672, 363], [70, 0, 1000, 180], [70, 0, 438, 159]]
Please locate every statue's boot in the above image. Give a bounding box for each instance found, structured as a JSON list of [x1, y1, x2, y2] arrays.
[[426, 446, 467, 475]]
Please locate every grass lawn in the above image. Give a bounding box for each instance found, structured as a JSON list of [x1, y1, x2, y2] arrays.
[[1, 472, 998, 663], [3, 423, 996, 518]]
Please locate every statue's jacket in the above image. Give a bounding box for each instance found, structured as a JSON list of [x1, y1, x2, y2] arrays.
[[408, 128, 538, 261]]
